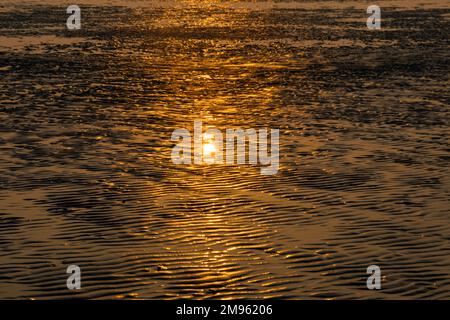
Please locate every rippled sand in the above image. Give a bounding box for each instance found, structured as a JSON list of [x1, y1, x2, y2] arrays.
[[0, 1, 449, 299]]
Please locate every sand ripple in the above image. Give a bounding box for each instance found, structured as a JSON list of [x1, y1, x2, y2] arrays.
[[0, 2, 449, 299]]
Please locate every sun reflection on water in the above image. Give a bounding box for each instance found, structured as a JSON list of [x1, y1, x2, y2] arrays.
[[202, 132, 218, 164]]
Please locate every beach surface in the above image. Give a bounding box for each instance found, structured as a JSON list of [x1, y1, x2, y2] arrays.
[[0, 0, 449, 299]]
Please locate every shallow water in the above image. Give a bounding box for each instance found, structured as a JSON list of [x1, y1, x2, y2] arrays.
[[0, 1, 449, 299]]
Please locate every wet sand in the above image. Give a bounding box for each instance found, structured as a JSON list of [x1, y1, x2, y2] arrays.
[[0, 1, 449, 299]]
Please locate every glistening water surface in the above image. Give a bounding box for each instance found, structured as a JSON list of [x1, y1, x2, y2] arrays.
[[0, 1, 449, 299]]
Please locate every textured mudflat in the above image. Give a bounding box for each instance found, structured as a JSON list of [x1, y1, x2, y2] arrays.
[[0, 1, 449, 299]]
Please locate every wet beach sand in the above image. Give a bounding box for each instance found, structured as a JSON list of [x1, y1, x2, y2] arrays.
[[0, 1, 449, 299]]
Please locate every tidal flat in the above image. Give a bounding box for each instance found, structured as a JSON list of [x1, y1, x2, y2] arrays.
[[0, 0, 449, 299]]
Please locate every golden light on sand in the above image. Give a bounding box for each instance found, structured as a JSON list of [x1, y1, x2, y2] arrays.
[[203, 143, 216, 157], [202, 132, 217, 163]]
